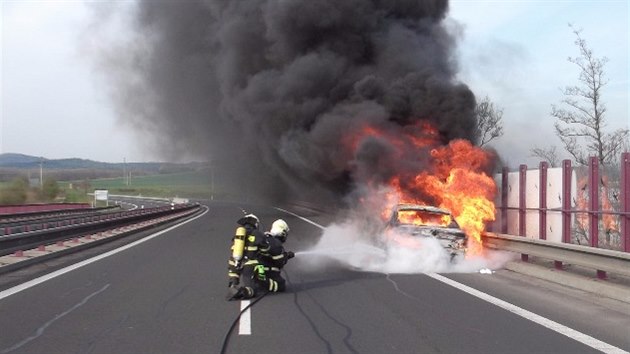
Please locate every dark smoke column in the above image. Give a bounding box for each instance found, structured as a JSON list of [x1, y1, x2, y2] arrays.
[[107, 0, 476, 205]]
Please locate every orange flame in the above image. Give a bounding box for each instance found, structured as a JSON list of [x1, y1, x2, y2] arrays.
[[575, 176, 589, 231], [601, 175, 619, 233], [349, 121, 497, 257]]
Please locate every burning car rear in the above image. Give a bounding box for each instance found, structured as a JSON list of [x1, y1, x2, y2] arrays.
[[385, 204, 467, 260]]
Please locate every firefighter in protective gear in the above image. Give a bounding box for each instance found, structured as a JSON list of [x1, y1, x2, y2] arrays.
[[226, 214, 270, 301], [259, 219, 295, 293]]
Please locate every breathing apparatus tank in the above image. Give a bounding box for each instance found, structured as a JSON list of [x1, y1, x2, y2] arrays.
[[232, 226, 246, 267]]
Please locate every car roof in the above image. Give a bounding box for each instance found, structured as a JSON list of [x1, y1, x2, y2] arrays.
[[393, 203, 451, 215]]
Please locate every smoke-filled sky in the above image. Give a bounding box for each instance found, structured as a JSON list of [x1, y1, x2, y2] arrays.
[[1, 0, 628, 170]]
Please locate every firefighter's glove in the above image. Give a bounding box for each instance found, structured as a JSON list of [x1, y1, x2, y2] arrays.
[[254, 265, 267, 281], [281, 251, 295, 265], [233, 259, 242, 270]]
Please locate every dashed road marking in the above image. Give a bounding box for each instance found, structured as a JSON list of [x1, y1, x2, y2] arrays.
[[239, 300, 252, 335]]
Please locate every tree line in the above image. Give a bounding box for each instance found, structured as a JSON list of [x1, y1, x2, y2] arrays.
[[475, 24, 629, 169], [0, 177, 60, 205]]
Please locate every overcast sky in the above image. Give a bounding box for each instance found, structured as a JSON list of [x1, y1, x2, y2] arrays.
[[1, 0, 628, 165]]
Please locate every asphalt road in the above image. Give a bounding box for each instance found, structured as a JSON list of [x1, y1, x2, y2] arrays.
[[0, 201, 628, 354]]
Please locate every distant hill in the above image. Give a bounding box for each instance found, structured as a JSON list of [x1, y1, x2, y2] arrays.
[[0, 153, 140, 169], [0, 153, 209, 174], [0, 153, 43, 165]]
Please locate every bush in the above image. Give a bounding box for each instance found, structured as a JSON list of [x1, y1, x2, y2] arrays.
[[41, 177, 60, 201], [0, 177, 28, 205]]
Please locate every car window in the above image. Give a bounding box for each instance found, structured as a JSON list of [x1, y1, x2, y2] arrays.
[[396, 210, 452, 227]]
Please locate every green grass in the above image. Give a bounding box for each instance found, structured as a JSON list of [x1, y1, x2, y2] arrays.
[[85, 170, 214, 199], [0, 169, 224, 204], [61, 188, 91, 203]]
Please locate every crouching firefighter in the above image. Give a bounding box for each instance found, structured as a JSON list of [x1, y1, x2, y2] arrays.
[[259, 219, 295, 293], [226, 214, 270, 301]]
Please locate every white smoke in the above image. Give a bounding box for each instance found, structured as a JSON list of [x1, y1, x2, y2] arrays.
[[296, 219, 515, 274]]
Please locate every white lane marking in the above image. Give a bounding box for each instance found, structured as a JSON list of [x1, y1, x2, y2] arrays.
[[274, 207, 325, 229], [0, 207, 209, 301], [427, 273, 628, 354], [1, 284, 111, 354], [239, 300, 252, 335], [279, 208, 628, 354]]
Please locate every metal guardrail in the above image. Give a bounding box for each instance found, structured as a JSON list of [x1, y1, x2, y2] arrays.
[[0, 207, 119, 233], [0, 204, 200, 256], [0, 206, 117, 223], [104, 194, 172, 202], [0, 203, 92, 215], [492, 154, 630, 252], [0, 204, 205, 275], [482, 232, 630, 278]]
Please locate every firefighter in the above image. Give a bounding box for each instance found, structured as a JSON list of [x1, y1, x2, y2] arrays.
[[259, 219, 295, 293], [226, 213, 270, 301]]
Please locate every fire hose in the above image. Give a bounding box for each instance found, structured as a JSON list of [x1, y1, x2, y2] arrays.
[[219, 289, 269, 354], [219, 263, 294, 354]]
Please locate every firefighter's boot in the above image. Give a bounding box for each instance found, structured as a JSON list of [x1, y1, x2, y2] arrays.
[[226, 286, 244, 301], [226, 286, 254, 301]]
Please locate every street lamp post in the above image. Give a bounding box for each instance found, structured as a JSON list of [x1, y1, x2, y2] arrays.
[[39, 157, 43, 190]]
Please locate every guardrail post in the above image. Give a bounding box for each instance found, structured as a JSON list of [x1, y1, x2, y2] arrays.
[[562, 160, 572, 244], [519, 164, 527, 237], [520, 164, 528, 261], [552, 162, 563, 267], [501, 167, 508, 234], [589, 157, 599, 248], [622, 152, 630, 252], [539, 161, 548, 240]]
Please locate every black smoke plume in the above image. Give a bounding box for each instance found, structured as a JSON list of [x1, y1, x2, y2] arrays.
[[95, 0, 478, 205]]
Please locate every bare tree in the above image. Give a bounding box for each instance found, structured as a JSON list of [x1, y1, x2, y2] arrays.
[[530, 146, 560, 167], [551, 24, 629, 166], [475, 95, 504, 147]]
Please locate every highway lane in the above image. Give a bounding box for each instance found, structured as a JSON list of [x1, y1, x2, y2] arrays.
[[0, 203, 235, 353], [0, 201, 628, 353]]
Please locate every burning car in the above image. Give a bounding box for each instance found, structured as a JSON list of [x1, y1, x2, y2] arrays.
[[384, 203, 467, 261]]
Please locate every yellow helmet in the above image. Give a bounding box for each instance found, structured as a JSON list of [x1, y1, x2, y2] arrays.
[[270, 219, 290, 242]]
